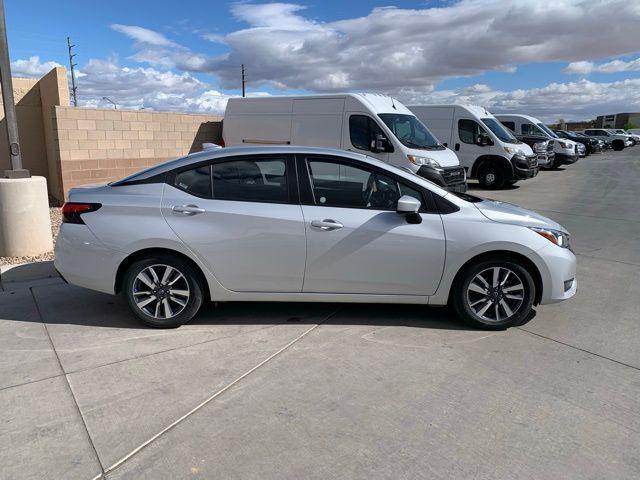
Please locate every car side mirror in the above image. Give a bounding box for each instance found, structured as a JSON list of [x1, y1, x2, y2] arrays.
[[371, 133, 390, 153], [396, 195, 422, 224]]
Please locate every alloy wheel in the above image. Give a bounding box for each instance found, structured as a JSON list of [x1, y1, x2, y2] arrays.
[[466, 266, 524, 323], [132, 264, 190, 319]]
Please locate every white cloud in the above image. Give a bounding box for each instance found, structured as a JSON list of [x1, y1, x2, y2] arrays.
[[10, 56, 62, 77], [201, 0, 640, 92], [565, 57, 640, 75], [110, 24, 177, 47], [399, 78, 640, 122]]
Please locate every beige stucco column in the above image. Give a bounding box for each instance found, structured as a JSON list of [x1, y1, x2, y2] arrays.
[[0, 176, 52, 257]]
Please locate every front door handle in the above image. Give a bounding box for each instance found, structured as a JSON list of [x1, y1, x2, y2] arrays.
[[311, 219, 343, 231], [172, 204, 205, 215], [455, 143, 460, 151]]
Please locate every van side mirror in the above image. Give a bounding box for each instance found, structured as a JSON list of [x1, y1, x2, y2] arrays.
[[396, 195, 422, 224], [371, 133, 390, 153], [476, 134, 491, 147]]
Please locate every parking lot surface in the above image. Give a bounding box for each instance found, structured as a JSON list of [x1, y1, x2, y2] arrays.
[[1, 148, 639, 479]]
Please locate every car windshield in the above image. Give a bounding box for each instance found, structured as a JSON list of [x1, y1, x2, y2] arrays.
[[481, 118, 521, 144], [536, 123, 559, 139], [378, 114, 443, 150]]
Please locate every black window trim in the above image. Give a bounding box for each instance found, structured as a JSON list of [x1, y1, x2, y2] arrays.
[[294, 153, 437, 214], [167, 153, 298, 205]]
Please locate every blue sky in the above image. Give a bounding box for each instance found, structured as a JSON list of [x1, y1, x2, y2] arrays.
[[7, 0, 640, 121]]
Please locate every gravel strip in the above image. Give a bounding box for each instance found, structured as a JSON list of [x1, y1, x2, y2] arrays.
[[0, 207, 61, 266]]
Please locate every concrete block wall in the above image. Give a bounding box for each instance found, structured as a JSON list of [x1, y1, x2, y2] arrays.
[[52, 107, 222, 199]]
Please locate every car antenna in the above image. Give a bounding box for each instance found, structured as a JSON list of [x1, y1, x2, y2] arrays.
[[391, 97, 397, 110]]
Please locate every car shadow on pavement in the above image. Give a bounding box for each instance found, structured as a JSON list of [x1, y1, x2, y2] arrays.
[[17, 281, 535, 332]]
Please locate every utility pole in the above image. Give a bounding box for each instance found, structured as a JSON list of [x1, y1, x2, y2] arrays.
[[67, 36, 78, 107], [0, 0, 27, 177], [241, 64, 246, 97]]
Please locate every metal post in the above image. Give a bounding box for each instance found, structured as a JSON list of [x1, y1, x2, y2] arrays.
[[241, 64, 246, 98], [0, 0, 28, 178]]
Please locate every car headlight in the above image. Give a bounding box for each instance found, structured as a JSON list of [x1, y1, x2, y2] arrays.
[[504, 146, 520, 155], [407, 155, 440, 167], [529, 227, 571, 249], [558, 141, 570, 148]]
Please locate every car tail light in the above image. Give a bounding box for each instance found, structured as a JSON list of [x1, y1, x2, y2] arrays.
[[62, 202, 102, 224]]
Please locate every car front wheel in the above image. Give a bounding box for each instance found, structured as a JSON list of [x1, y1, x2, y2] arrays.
[[452, 259, 535, 329], [477, 162, 505, 189], [123, 255, 204, 328]]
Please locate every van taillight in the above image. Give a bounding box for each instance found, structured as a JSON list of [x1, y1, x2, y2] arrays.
[[62, 203, 102, 224]]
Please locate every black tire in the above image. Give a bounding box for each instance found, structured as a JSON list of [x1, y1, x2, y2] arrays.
[[477, 162, 505, 189], [612, 140, 625, 151], [123, 254, 204, 328], [452, 258, 535, 330]]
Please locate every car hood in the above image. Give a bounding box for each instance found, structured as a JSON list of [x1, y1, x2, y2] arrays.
[[474, 198, 565, 232]]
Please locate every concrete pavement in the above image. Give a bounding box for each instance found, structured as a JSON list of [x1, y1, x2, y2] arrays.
[[1, 148, 639, 479]]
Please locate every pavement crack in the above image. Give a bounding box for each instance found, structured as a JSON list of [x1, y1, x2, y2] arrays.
[[29, 287, 106, 478], [515, 326, 640, 371], [100, 307, 342, 478]]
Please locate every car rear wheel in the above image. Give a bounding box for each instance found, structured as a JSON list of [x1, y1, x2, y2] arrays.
[[477, 162, 505, 189], [123, 255, 204, 328], [452, 259, 535, 330]]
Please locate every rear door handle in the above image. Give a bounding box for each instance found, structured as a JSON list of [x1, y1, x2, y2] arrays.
[[311, 219, 343, 231], [172, 204, 205, 215]]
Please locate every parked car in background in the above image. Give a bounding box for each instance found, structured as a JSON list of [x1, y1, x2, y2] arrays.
[[572, 132, 606, 153], [553, 130, 600, 155], [54, 146, 576, 330], [627, 128, 640, 136], [409, 105, 538, 189], [583, 129, 632, 151], [223, 94, 467, 193], [610, 129, 639, 145], [496, 114, 579, 168], [515, 134, 555, 169]]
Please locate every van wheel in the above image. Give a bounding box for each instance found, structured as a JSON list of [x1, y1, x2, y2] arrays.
[[612, 140, 624, 151], [477, 162, 505, 189], [452, 258, 535, 330], [123, 255, 204, 328]]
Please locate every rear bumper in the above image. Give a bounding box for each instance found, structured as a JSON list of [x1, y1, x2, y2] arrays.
[[54, 224, 124, 295], [417, 165, 467, 193]]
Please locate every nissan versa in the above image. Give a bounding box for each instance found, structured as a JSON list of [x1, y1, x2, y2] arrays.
[[54, 146, 577, 330]]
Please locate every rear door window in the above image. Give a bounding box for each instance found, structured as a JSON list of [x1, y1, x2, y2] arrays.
[[212, 158, 288, 203], [174, 165, 212, 198]]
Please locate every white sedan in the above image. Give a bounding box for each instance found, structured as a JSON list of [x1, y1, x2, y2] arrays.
[[55, 146, 576, 329]]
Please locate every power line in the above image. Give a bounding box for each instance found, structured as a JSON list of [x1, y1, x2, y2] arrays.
[[67, 36, 78, 107]]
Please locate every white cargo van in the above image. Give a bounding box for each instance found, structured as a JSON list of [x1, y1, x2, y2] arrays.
[[409, 105, 538, 189], [223, 94, 467, 192], [495, 114, 579, 167]]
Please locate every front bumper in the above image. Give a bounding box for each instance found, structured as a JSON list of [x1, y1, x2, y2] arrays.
[[417, 165, 467, 193], [536, 243, 577, 305], [557, 152, 579, 164], [512, 154, 538, 180]]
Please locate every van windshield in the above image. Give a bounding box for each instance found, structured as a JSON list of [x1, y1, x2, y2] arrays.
[[378, 114, 444, 150], [481, 118, 521, 144], [536, 123, 559, 139]]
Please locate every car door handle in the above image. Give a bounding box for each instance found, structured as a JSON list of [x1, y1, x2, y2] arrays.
[[455, 143, 460, 151], [311, 219, 343, 231], [172, 204, 205, 215]]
